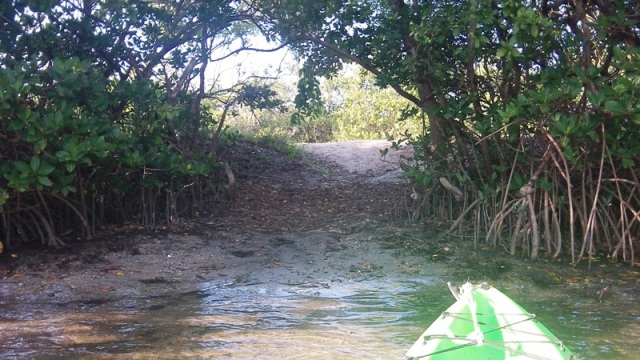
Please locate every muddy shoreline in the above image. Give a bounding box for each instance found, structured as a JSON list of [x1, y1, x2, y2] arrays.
[[1, 140, 639, 359], [1, 140, 422, 306]]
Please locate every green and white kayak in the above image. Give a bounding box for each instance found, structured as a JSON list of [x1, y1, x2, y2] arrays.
[[406, 282, 576, 359]]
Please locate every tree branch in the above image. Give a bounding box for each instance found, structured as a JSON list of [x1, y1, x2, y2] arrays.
[[209, 42, 291, 63], [295, 32, 425, 107]]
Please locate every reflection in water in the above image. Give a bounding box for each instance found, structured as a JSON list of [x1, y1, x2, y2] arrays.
[[499, 285, 640, 360], [1, 279, 639, 359]]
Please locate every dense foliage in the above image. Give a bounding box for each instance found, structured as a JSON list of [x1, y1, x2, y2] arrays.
[[261, 0, 640, 264], [4, 0, 640, 267], [230, 65, 422, 142], [0, 0, 282, 248], [322, 66, 423, 141]]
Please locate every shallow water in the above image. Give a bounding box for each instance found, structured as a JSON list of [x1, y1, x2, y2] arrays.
[[1, 278, 639, 359]]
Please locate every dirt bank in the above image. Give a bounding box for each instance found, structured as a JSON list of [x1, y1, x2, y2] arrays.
[[0, 140, 425, 306], [0, 139, 636, 309]]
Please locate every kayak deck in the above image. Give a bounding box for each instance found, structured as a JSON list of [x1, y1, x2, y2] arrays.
[[406, 282, 576, 359]]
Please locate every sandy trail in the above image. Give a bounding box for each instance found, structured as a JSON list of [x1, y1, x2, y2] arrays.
[[0, 140, 424, 305], [300, 140, 412, 184]]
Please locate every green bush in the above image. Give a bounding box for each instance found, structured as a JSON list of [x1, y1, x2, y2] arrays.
[[0, 57, 224, 247]]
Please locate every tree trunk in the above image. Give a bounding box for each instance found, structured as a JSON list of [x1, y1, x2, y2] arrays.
[[421, 98, 446, 152]]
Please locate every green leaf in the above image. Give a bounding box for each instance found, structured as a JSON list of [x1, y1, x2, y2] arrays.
[[14, 161, 30, 173], [56, 150, 70, 161], [0, 188, 8, 206], [35, 138, 47, 153], [30, 156, 41, 172], [37, 164, 55, 176], [8, 119, 24, 132], [18, 107, 32, 121], [37, 176, 53, 187], [586, 91, 605, 107], [612, 46, 624, 60], [537, 178, 553, 192], [613, 77, 634, 93], [58, 185, 75, 196], [622, 158, 635, 168], [605, 100, 627, 115]]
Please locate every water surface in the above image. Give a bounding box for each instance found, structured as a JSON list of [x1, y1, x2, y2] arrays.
[[1, 278, 638, 359]]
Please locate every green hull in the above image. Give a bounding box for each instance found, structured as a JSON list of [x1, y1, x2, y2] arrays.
[[406, 283, 575, 359]]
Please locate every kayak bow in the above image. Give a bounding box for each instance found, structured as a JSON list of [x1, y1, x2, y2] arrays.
[[406, 282, 576, 359]]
